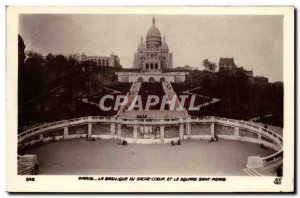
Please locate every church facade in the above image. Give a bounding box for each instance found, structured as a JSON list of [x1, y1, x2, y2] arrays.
[[133, 17, 173, 71], [117, 17, 186, 83]]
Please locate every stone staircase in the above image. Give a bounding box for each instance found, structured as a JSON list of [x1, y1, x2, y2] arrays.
[[162, 81, 188, 117], [117, 81, 142, 117], [243, 168, 262, 176]]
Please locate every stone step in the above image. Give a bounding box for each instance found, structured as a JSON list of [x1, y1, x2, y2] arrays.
[[243, 168, 261, 176]]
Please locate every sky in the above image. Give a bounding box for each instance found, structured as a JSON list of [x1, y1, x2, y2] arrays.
[[19, 14, 283, 82]]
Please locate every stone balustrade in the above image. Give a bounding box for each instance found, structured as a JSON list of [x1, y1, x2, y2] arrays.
[[18, 115, 283, 171]]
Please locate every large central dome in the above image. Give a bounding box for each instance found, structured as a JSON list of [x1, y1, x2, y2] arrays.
[[146, 17, 162, 40]]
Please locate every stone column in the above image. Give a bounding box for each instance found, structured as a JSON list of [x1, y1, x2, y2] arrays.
[[179, 124, 184, 141], [185, 123, 188, 135], [88, 123, 92, 139], [258, 134, 262, 144], [160, 125, 165, 143], [110, 117, 116, 138], [133, 120, 138, 142], [178, 118, 184, 141], [117, 124, 122, 140], [189, 123, 192, 135], [186, 117, 191, 139], [39, 134, 44, 142], [63, 126, 68, 140], [210, 122, 215, 138], [160, 120, 165, 143], [234, 126, 239, 140], [110, 123, 116, 138]]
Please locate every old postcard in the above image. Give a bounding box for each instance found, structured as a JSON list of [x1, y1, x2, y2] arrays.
[[6, 6, 294, 192]]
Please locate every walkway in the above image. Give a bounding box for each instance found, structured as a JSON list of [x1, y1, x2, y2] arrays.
[[26, 139, 275, 175], [117, 81, 142, 117], [162, 81, 188, 118]]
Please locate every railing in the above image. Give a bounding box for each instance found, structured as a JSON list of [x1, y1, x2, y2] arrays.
[[187, 116, 283, 167], [18, 115, 283, 169]]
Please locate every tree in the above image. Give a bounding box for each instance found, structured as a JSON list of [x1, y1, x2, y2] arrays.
[[18, 35, 26, 67], [202, 59, 217, 73], [68, 55, 79, 67], [23, 52, 45, 101], [208, 62, 217, 73], [202, 59, 209, 70], [46, 53, 55, 62], [18, 35, 26, 102], [18, 35, 26, 132]]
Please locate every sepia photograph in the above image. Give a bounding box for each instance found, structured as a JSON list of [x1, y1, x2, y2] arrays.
[[6, 6, 294, 192]]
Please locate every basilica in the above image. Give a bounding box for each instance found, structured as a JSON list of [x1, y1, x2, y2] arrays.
[[133, 17, 173, 71], [117, 17, 186, 83]]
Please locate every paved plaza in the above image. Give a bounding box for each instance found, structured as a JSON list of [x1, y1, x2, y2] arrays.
[[26, 139, 275, 175]]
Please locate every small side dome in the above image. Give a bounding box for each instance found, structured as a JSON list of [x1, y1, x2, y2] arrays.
[[138, 37, 146, 50], [161, 36, 169, 50]]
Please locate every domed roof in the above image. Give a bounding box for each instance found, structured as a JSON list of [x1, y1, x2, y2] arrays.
[[138, 37, 146, 49], [146, 17, 161, 39], [161, 36, 168, 50]]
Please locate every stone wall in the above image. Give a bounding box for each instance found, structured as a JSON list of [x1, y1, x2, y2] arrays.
[[215, 124, 234, 135], [18, 116, 283, 172], [121, 125, 134, 138], [239, 129, 258, 139], [164, 126, 179, 138], [68, 124, 88, 135], [191, 123, 210, 135], [92, 123, 111, 135], [116, 72, 187, 83]]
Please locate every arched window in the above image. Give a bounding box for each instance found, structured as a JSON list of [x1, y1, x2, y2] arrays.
[[106, 60, 109, 66], [155, 63, 158, 69], [150, 63, 153, 69], [149, 77, 155, 83], [138, 77, 144, 82], [146, 63, 149, 69]]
